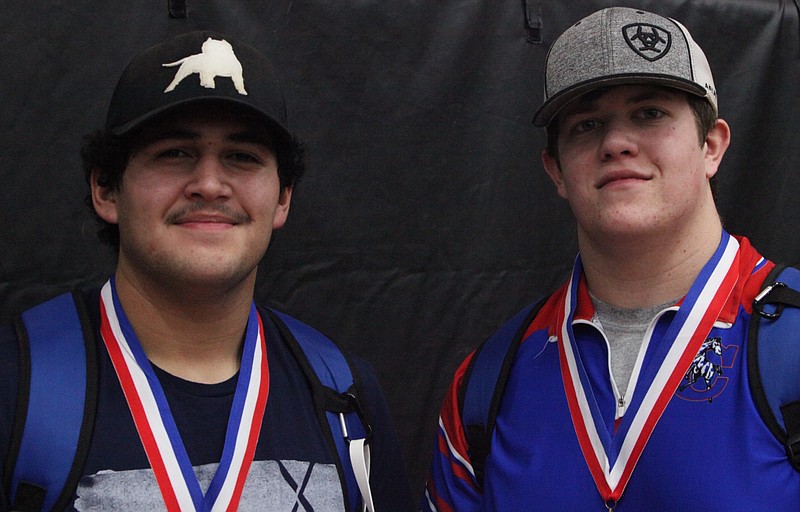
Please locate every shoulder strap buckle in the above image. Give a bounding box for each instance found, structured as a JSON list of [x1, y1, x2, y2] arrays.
[[339, 392, 373, 442], [339, 392, 375, 512], [753, 281, 787, 319], [786, 432, 800, 471]]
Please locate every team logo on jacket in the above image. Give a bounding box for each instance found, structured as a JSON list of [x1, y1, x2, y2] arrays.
[[677, 337, 738, 402], [623, 23, 671, 61]]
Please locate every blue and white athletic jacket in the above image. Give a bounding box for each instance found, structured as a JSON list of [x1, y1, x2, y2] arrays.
[[424, 235, 800, 511]]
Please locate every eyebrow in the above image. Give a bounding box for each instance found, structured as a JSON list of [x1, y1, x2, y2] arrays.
[[228, 131, 275, 149]]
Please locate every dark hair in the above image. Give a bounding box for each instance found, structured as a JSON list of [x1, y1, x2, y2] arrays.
[[544, 88, 719, 201], [81, 121, 306, 248]]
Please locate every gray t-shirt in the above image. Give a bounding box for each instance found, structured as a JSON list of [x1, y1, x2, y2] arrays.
[[591, 294, 676, 400]]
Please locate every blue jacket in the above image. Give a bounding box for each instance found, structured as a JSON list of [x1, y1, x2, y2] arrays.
[[425, 236, 800, 511]]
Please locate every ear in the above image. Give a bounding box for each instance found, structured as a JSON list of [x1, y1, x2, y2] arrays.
[[703, 118, 731, 179], [272, 186, 293, 230], [90, 168, 119, 224], [541, 150, 568, 199]]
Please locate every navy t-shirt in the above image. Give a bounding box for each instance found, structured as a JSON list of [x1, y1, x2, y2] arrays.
[[0, 290, 413, 511]]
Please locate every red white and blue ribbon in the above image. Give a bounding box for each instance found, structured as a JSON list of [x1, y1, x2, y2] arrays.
[[99, 278, 269, 511], [557, 231, 740, 505]]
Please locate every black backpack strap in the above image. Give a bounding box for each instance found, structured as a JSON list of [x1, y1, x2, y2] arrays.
[[263, 307, 371, 512], [459, 296, 549, 486], [6, 291, 98, 511], [749, 264, 800, 471]]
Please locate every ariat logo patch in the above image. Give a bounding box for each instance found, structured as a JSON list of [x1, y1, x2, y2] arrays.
[[677, 337, 739, 403], [162, 37, 247, 95], [622, 23, 671, 62]]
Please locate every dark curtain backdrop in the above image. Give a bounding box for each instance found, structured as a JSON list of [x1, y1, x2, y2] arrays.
[[2, 0, 798, 495]]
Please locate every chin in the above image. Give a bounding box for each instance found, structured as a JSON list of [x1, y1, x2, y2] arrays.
[[162, 256, 258, 288], [584, 216, 666, 241]]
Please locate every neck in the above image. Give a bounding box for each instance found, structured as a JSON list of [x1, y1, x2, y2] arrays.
[[111, 268, 256, 384], [578, 217, 723, 309]]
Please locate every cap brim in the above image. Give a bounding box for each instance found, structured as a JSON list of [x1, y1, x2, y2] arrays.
[[110, 95, 292, 144], [532, 75, 710, 127]]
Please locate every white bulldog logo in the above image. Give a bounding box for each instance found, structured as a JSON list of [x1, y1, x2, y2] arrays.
[[162, 37, 247, 95]]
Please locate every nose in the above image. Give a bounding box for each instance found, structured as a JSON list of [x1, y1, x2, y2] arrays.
[[599, 121, 638, 161], [184, 155, 232, 200]]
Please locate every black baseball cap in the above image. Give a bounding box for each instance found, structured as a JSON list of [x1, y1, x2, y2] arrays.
[[105, 31, 291, 142]]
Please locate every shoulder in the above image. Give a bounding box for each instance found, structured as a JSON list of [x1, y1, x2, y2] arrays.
[[256, 306, 414, 509], [733, 236, 779, 307], [256, 305, 384, 403]]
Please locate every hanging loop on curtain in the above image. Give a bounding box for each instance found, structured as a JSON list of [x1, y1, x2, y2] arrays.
[[168, 0, 188, 19], [524, 0, 543, 44]]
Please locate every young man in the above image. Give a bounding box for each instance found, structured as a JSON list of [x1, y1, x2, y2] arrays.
[[424, 7, 800, 510], [0, 31, 413, 511]]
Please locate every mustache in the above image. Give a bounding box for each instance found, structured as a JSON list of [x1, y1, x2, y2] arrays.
[[165, 202, 250, 224]]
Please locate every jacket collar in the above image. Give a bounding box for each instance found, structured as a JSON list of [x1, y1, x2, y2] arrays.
[[545, 235, 772, 336]]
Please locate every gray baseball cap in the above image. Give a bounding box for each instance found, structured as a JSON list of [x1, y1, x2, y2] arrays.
[[533, 7, 717, 127], [105, 31, 291, 142]]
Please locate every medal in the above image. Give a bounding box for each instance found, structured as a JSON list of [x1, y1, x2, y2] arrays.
[[558, 232, 740, 506], [99, 279, 270, 511]]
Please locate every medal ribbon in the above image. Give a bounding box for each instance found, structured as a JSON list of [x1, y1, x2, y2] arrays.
[[557, 232, 740, 504], [99, 279, 269, 511]]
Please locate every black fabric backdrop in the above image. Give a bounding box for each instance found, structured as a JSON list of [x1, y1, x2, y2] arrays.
[[1, 0, 798, 497]]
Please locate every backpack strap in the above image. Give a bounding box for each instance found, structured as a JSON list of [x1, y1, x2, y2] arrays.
[[5, 295, 371, 510], [265, 308, 374, 512], [459, 296, 548, 486], [6, 291, 98, 511], [749, 263, 800, 471]]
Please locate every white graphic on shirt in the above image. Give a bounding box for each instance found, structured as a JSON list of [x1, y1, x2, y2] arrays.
[[162, 37, 247, 95], [74, 460, 344, 511]]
